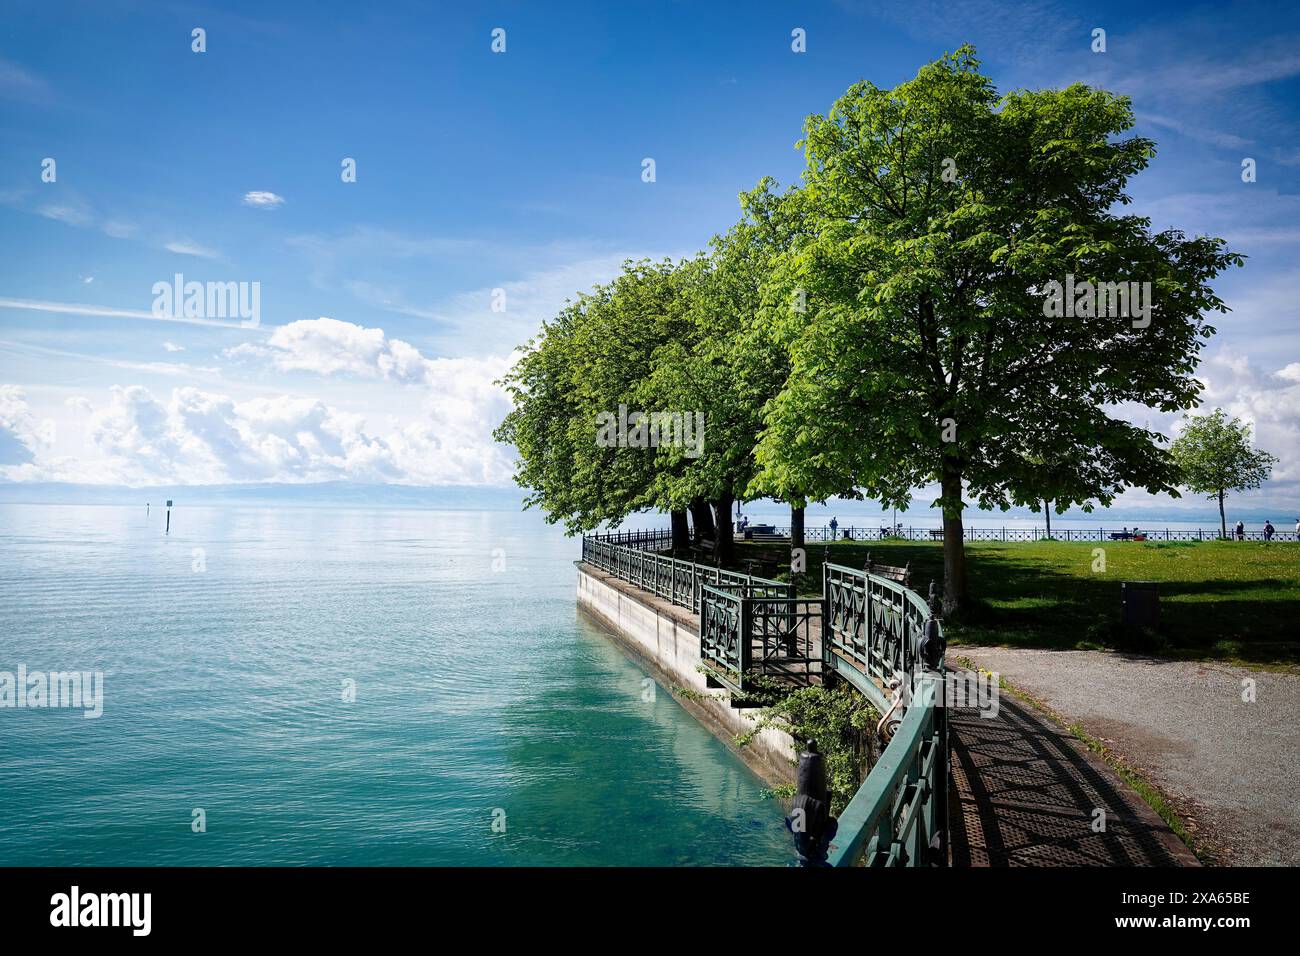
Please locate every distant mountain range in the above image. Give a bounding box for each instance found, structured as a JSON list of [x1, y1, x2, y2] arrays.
[[0, 481, 529, 510]]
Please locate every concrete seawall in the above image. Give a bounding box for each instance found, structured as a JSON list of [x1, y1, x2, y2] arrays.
[[576, 562, 797, 788]]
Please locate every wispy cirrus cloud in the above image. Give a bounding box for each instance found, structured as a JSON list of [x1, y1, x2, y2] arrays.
[[37, 203, 95, 227], [0, 57, 53, 105], [164, 239, 222, 259], [0, 297, 252, 329]]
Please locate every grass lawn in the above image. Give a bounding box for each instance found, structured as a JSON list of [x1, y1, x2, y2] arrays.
[[732, 538, 1300, 670]]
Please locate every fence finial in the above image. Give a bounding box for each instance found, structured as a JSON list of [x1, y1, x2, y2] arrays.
[[787, 739, 838, 866], [920, 616, 945, 670]]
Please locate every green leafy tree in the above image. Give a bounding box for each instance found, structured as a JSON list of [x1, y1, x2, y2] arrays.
[[753, 47, 1242, 613], [1170, 408, 1277, 538], [644, 180, 823, 560], [495, 259, 694, 534]]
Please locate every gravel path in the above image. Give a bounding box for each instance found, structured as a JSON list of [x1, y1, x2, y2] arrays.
[[949, 646, 1300, 866]]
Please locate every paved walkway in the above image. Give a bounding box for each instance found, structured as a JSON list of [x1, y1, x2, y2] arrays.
[[947, 676, 1196, 865], [951, 647, 1300, 866]]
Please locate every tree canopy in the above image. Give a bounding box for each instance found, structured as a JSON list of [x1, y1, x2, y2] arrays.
[[1170, 408, 1277, 537], [495, 46, 1246, 610]]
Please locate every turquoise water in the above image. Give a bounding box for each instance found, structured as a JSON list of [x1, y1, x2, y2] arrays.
[[0, 503, 788, 866]]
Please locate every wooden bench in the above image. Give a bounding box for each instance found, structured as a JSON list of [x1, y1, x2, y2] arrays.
[[928, 529, 944, 540], [691, 537, 717, 559], [864, 552, 911, 587]]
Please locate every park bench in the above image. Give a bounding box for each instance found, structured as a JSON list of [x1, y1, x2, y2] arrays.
[[691, 537, 717, 559], [864, 552, 911, 587], [928, 529, 944, 540]]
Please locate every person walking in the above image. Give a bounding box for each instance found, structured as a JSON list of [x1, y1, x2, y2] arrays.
[[1263, 520, 1275, 542], [1235, 520, 1245, 541], [1295, 518, 1300, 542], [829, 516, 838, 540]]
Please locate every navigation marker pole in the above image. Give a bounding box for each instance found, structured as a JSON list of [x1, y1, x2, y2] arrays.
[[166, 499, 172, 535]]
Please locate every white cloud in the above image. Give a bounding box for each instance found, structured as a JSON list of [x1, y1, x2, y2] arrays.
[[162, 341, 185, 352], [0, 296, 249, 329], [38, 204, 93, 227], [102, 220, 137, 239], [1190, 350, 1300, 493], [1137, 113, 1252, 151], [2, 313, 516, 484], [0, 386, 43, 465], [43, 377, 515, 486], [165, 239, 221, 259], [242, 191, 285, 209], [226, 317, 457, 385]]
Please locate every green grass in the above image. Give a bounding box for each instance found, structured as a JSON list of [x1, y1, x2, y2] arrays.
[[733, 538, 1300, 670]]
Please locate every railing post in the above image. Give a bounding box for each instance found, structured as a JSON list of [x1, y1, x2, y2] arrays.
[[920, 669, 948, 866], [739, 595, 753, 680]]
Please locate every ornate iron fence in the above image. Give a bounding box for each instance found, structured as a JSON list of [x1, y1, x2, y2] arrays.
[[581, 530, 946, 867], [697, 585, 822, 696], [823, 562, 930, 703], [749, 525, 1296, 543], [829, 672, 946, 866], [582, 532, 791, 617]]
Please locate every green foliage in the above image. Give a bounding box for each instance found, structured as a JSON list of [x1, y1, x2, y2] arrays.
[[739, 683, 879, 815], [749, 46, 1243, 609], [1170, 408, 1277, 501], [494, 259, 695, 532], [496, 46, 1247, 585]]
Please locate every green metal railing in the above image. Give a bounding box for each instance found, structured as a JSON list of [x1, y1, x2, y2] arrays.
[[580, 530, 947, 867], [581, 532, 792, 617], [828, 672, 946, 866]]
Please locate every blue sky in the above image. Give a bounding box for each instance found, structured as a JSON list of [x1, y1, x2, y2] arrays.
[[1, 0, 1297, 512]]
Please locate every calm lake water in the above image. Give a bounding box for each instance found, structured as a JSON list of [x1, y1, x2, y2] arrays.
[[0, 503, 789, 866]]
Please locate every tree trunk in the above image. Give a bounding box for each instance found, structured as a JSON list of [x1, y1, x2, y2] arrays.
[[1044, 500, 1051, 539], [790, 504, 805, 551], [670, 509, 690, 554], [940, 460, 969, 616], [1218, 489, 1226, 539], [713, 492, 735, 565], [689, 497, 715, 544]]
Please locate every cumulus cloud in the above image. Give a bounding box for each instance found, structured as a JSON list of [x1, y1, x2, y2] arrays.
[[2, 310, 519, 486], [242, 191, 285, 209], [226, 317, 449, 385], [0, 386, 42, 465], [70, 377, 513, 486], [162, 341, 185, 352], [1190, 350, 1300, 493]]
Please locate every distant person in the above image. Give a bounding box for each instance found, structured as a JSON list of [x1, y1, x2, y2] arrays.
[[1295, 518, 1300, 542], [829, 517, 839, 540], [1263, 520, 1275, 541], [1235, 520, 1245, 541]]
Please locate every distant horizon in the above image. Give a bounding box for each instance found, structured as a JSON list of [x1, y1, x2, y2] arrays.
[[1, 479, 1294, 525]]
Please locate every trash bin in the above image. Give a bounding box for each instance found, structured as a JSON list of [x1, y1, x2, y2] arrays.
[[1122, 582, 1159, 628]]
